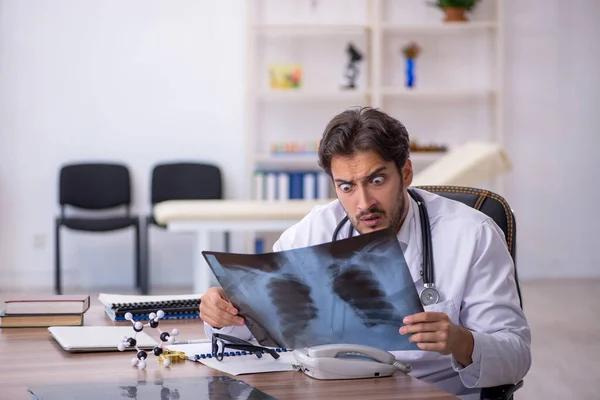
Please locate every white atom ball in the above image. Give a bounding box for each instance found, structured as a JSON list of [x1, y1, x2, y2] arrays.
[[163, 359, 171, 368], [125, 312, 133, 321], [131, 357, 139, 367], [118, 343, 126, 352], [171, 329, 179, 336], [149, 312, 156, 320], [138, 360, 147, 370], [157, 310, 165, 319]]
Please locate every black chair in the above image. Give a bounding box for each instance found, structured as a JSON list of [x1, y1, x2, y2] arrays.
[[416, 185, 524, 400], [55, 163, 141, 295], [142, 162, 228, 294]]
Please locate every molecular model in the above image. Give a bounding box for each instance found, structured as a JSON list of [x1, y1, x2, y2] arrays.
[[118, 310, 181, 369]]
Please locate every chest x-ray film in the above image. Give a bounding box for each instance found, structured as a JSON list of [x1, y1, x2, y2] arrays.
[[202, 228, 424, 351]]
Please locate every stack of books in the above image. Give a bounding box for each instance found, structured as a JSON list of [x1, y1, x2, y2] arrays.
[[0, 295, 90, 328], [98, 293, 202, 321]]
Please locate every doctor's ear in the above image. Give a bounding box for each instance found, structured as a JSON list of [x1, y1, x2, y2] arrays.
[[402, 159, 413, 187]]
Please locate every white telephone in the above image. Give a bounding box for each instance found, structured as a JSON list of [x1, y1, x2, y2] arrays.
[[292, 344, 412, 380]]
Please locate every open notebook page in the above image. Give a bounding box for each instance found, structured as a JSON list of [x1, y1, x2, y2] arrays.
[[166, 342, 296, 375]]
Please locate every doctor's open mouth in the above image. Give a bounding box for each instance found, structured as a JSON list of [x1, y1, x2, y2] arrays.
[[360, 214, 384, 228]]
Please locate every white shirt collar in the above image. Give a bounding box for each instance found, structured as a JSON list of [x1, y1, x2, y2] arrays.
[[396, 193, 415, 252]]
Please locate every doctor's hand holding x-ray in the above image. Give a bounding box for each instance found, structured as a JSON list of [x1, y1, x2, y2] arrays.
[[201, 107, 531, 399]]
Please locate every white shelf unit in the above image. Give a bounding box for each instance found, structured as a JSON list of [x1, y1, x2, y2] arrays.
[[245, 0, 504, 201]]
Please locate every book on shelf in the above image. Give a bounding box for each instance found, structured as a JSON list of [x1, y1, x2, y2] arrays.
[[0, 310, 83, 328], [254, 170, 331, 201], [3, 294, 90, 315], [98, 293, 203, 321]]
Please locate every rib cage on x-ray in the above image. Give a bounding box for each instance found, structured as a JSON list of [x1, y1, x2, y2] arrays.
[[203, 228, 423, 351]]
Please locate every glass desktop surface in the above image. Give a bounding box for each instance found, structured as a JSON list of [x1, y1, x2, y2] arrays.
[[27, 376, 277, 400]]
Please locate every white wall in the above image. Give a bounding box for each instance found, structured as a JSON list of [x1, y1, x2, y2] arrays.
[[0, 0, 247, 289], [0, 0, 598, 291], [503, 0, 600, 279]]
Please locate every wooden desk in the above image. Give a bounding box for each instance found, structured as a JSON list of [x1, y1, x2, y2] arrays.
[[0, 305, 457, 399]]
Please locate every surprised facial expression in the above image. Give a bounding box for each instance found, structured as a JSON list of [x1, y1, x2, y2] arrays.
[[331, 150, 413, 234]]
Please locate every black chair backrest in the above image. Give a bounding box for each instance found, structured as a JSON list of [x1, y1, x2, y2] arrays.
[[416, 185, 522, 308], [151, 162, 222, 204], [59, 163, 131, 210]]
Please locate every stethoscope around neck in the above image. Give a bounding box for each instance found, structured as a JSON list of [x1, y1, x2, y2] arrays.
[[331, 188, 440, 306]]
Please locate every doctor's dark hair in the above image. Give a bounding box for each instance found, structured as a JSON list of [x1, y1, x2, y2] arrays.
[[317, 107, 411, 176]]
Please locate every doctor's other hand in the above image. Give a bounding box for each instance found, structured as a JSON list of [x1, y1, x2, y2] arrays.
[[399, 312, 474, 367], [199, 287, 245, 329]]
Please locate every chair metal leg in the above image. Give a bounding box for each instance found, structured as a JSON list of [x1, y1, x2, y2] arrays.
[[134, 221, 146, 294], [224, 231, 230, 253], [141, 218, 151, 295], [55, 220, 62, 295]]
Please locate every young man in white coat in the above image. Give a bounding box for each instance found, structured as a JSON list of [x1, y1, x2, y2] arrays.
[[200, 107, 531, 399]]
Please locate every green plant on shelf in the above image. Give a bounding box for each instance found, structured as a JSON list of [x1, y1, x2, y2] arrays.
[[429, 0, 480, 11], [427, 0, 481, 22]]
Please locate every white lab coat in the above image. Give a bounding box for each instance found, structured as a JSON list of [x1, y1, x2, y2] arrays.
[[204, 188, 531, 399]]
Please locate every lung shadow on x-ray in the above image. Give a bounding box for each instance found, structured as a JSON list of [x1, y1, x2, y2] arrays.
[[203, 228, 423, 351], [267, 274, 318, 339], [331, 266, 404, 327]]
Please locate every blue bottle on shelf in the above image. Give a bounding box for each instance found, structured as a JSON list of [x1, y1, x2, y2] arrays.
[[405, 58, 415, 88]]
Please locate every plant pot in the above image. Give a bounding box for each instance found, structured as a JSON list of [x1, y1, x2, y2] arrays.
[[443, 7, 468, 22]]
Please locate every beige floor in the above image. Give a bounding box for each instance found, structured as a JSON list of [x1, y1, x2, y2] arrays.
[[516, 279, 599, 400], [3, 279, 597, 399]]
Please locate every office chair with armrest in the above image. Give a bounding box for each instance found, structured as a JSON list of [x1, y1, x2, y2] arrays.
[[55, 163, 141, 294], [416, 185, 524, 400], [142, 162, 228, 294]]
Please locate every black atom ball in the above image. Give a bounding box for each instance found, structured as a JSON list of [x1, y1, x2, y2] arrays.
[[160, 332, 170, 342], [126, 337, 137, 347], [153, 346, 163, 356], [137, 350, 147, 360], [149, 319, 159, 328]]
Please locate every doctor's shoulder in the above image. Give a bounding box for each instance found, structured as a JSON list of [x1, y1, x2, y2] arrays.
[[273, 199, 345, 252]]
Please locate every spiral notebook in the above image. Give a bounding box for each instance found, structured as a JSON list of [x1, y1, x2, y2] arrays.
[[98, 293, 203, 321], [166, 342, 296, 375]]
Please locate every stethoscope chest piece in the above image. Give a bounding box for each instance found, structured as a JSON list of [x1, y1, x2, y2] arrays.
[[420, 285, 440, 306]]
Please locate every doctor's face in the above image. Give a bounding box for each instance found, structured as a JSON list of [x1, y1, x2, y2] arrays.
[[331, 150, 413, 234]]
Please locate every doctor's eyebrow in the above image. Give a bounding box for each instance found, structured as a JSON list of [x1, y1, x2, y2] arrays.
[[334, 166, 388, 185]]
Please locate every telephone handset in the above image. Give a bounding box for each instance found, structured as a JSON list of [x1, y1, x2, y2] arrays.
[[292, 344, 412, 380]]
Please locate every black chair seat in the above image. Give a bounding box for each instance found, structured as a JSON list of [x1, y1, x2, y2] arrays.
[[59, 216, 138, 232], [146, 214, 162, 228]]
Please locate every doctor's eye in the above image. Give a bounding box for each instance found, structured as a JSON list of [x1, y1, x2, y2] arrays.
[[339, 183, 353, 193], [371, 175, 385, 185]]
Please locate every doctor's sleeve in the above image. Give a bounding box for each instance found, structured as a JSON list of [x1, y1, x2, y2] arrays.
[[200, 227, 297, 342], [452, 219, 532, 388]]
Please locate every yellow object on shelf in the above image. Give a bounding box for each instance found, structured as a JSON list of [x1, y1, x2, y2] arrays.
[[269, 63, 302, 89]]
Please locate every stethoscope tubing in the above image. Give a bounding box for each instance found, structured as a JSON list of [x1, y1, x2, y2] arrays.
[[331, 189, 439, 305]]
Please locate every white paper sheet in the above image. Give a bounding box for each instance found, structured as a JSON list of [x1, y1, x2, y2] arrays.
[[167, 342, 296, 375]]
